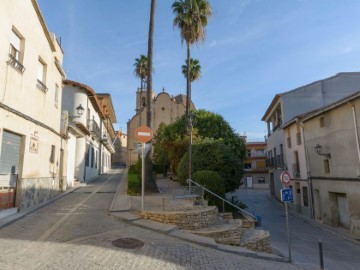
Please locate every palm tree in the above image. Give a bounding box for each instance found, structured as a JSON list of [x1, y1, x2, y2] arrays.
[[172, 0, 212, 121], [173, 0, 211, 181], [133, 55, 148, 110], [181, 58, 201, 83], [145, 0, 156, 192]]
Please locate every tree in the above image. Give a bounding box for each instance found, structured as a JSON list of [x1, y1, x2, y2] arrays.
[[181, 58, 201, 82], [133, 55, 148, 110], [144, 0, 157, 191], [172, 0, 212, 122]]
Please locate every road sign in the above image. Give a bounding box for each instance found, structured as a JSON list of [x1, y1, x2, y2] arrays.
[[280, 171, 291, 186], [135, 125, 153, 143], [281, 188, 294, 202]]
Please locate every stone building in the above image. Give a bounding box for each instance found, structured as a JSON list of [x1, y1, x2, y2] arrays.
[[127, 88, 194, 165]]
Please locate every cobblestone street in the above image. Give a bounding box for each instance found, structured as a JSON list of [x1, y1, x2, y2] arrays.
[[0, 170, 302, 270]]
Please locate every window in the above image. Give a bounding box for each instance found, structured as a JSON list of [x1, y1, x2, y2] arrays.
[[320, 117, 325, 127], [296, 125, 302, 145], [91, 147, 94, 168], [244, 163, 252, 169], [302, 186, 309, 207], [8, 29, 25, 73], [246, 150, 251, 157], [95, 150, 97, 169], [37, 58, 48, 92], [258, 177, 265, 184], [324, 159, 330, 174], [49, 145, 55, 163], [54, 84, 59, 107]]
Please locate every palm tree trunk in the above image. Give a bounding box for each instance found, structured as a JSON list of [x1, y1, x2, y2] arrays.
[[186, 42, 191, 122], [186, 42, 192, 181], [145, 0, 156, 192]]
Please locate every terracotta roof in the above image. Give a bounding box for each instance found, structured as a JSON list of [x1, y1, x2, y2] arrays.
[[63, 80, 105, 119]]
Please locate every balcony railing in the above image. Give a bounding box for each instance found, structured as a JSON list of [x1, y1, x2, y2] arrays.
[[36, 79, 48, 93], [102, 131, 115, 153], [7, 53, 25, 74], [89, 120, 101, 139], [265, 154, 285, 168]]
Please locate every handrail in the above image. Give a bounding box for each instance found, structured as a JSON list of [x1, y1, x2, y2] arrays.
[[186, 179, 256, 221]]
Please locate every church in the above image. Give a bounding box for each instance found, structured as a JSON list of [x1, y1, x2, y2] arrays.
[[127, 88, 195, 165]]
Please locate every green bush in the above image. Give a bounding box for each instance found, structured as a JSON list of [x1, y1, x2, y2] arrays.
[[193, 170, 225, 207], [128, 159, 141, 174], [177, 138, 243, 192], [127, 172, 141, 195]]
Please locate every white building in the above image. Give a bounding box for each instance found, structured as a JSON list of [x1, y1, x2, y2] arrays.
[[0, 0, 66, 211], [62, 80, 115, 186]]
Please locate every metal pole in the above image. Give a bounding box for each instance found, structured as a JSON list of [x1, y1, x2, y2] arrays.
[[141, 142, 145, 211], [319, 239, 324, 269], [285, 202, 292, 262]]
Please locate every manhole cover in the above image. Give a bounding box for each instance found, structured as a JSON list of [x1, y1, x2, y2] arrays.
[[112, 238, 144, 249]]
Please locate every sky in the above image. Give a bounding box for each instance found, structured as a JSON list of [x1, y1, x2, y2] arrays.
[[37, 0, 360, 141]]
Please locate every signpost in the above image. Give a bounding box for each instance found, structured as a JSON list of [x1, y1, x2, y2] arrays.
[[280, 171, 292, 262], [135, 126, 153, 211]]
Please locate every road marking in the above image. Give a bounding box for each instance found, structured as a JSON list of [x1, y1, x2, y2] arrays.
[[37, 175, 116, 242]]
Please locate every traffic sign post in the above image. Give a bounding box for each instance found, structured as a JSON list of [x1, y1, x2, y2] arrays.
[[135, 126, 153, 211], [280, 172, 292, 262]]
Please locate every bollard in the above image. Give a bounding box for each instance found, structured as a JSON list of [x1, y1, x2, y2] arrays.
[[319, 239, 324, 269]]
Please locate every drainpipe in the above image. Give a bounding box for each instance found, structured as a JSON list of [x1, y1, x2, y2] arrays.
[[349, 102, 360, 166], [296, 118, 315, 220]]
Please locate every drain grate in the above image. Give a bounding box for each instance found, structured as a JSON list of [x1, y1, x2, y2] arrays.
[[112, 238, 144, 249]]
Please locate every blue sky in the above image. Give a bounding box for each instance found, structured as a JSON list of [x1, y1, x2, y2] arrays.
[[37, 0, 360, 140]]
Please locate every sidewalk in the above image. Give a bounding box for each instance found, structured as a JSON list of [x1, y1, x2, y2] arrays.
[[109, 169, 290, 263], [266, 194, 360, 246]]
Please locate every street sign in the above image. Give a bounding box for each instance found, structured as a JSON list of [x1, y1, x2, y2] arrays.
[[281, 188, 294, 202], [135, 125, 153, 143], [280, 171, 291, 186]]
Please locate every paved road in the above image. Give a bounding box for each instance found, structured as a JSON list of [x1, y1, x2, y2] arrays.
[[229, 188, 360, 270], [0, 170, 301, 270]]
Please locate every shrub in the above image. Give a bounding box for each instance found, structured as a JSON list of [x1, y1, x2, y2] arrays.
[[177, 138, 243, 192], [127, 172, 141, 195], [193, 170, 225, 207], [128, 159, 141, 174]]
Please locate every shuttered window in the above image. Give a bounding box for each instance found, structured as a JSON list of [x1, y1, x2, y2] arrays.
[[0, 131, 21, 174]]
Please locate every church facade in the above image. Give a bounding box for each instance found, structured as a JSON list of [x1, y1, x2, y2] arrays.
[[127, 88, 195, 165]]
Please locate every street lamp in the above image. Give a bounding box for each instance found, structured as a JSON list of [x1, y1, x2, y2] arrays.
[[314, 144, 331, 158], [69, 104, 85, 120]]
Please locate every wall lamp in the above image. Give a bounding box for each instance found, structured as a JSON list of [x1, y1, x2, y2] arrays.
[[69, 104, 85, 120], [314, 144, 331, 158]]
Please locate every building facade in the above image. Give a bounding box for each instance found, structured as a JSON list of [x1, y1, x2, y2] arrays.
[[262, 72, 360, 201], [62, 80, 115, 186], [301, 92, 360, 235], [242, 140, 269, 189], [0, 0, 66, 211], [127, 88, 194, 165]]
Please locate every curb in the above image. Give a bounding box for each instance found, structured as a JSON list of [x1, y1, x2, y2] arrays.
[[266, 195, 360, 246]]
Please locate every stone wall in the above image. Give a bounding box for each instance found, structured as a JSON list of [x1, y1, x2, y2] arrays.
[[141, 206, 218, 230], [191, 223, 244, 246], [240, 229, 272, 253], [19, 177, 60, 210]]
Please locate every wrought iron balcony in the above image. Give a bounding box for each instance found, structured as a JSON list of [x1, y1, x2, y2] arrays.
[[102, 131, 115, 153], [7, 53, 25, 73], [88, 120, 101, 139], [36, 79, 48, 93]]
